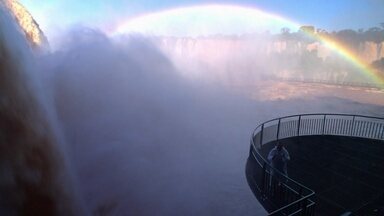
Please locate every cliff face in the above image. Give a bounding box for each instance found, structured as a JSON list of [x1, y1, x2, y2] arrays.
[[359, 41, 384, 63], [155, 37, 271, 85], [157, 37, 384, 64], [278, 40, 384, 66], [154, 36, 384, 86], [5, 0, 49, 51]]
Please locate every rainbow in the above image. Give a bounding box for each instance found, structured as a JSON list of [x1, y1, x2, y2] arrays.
[[110, 5, 298, 37], [301, 29, 384, 86], [110, 4, 384, 87]]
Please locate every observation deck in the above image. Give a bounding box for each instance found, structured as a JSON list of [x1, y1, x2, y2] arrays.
[[246, 114, 384, 215]]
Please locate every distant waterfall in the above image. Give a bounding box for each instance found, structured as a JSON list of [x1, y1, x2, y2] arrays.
[[0, 3, 82, 215]]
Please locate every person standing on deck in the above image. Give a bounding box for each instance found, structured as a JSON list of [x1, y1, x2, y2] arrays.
[[267, 141, 290, 177]]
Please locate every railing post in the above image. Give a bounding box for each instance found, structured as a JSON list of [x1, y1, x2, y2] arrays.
[[297, 116, 301, 136], [249, 144, 253, 156], [260, 124, 264, 147], [261, 162, 267, 194], [322, 115, 327, 135], [277, 118, 281, 141], [368, 121, 373, 138], [350, 116, 355, 136]]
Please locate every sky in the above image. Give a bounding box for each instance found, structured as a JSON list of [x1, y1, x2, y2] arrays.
[[20, 0, 384, 38]]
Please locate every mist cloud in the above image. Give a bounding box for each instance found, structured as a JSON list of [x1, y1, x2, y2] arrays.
[[36, 28, 384, 215]]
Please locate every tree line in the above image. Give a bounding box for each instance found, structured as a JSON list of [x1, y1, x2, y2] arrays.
[[278, 24, 384, 46]]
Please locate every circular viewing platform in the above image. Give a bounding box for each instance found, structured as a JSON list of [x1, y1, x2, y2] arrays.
[[246, 114, 384, 216]]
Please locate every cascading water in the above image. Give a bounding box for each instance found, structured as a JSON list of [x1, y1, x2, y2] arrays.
[[0, 2, 82, 215]]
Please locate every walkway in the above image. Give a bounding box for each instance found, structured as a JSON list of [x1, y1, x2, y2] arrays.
[[259, 136, 384, 215]]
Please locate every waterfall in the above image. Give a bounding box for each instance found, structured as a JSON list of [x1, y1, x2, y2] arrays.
[[0, 2, 83, 215]]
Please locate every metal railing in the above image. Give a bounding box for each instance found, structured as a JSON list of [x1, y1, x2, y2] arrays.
[[248, 114, 384, 215]]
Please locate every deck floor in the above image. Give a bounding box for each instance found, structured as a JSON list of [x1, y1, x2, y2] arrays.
[[259, 136, 384, 215]]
